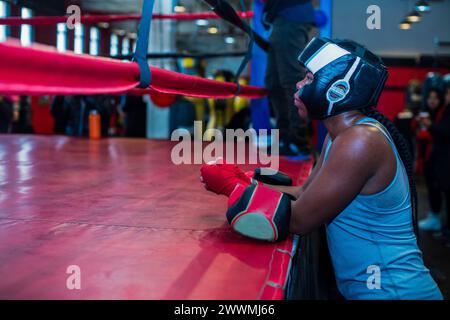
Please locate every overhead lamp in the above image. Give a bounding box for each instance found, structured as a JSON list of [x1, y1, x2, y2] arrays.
[[406, 10, 421, 22], [196, 19, 209, 27], [127, 32, 137, 40], [225, 36, 235, 44], [415, 0, 430, 12], [174, 5, 186, 13], [114, 29, 126, 36], [207, 27, 219, 34], [98, 22, 110, 29], [399, 19, 412, 30]]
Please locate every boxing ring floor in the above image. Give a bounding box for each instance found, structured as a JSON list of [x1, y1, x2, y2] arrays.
[[0, 135, 312, 300]]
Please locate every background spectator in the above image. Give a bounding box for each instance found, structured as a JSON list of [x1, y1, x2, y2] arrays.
[[0, 96, 14, 133], [263, 0, 316, 158], [419, 84, 450, 247]]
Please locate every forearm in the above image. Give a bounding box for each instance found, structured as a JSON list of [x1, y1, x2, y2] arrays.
[[289, 197, 329, 235], [289, 199, 311, 235]]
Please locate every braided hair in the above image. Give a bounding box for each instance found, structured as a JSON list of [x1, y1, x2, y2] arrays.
[[360, 107, 419, 238]]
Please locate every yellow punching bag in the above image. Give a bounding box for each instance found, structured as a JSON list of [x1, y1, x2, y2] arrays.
[[186, 96, 205, 139], [234, 78, 250, 113], [204, 73, 241, 141], [182, 58, 206, 139], [205, 75, 226, 141]]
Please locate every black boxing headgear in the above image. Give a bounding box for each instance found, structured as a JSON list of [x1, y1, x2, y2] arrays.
[[297, 37, 388, 120]]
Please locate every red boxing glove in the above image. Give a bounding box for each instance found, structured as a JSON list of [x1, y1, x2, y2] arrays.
[[200, 158, 293, 197], [200, 158, 253, 197], [226, 183, 292, 242]]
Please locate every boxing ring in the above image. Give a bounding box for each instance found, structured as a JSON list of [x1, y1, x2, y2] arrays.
[[0, 136, 312, 299], [0, 1, 318, 299]]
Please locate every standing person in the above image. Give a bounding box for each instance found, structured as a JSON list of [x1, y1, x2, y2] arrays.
[[50, 95, 69, 134], [394, 107, 415, 159], [94, 95, 117, 137], [0, 96, 13, 133], [415, 89, 443, 175], [123, 95, 147, 138], [12, 96, 34, 134], [263, 0, 316, 158], [65, 95, 87, 137], [418, 84, 450, 246]]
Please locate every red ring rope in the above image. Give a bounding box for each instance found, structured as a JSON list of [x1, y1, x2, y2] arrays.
[[0, 41, 266, 99], [0, 11, 254, 26]]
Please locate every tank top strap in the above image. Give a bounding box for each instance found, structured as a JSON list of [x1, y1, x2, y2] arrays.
[[323, 136, 333, 160], [354, 117, 397, 154], [323, 117, 397, 161]]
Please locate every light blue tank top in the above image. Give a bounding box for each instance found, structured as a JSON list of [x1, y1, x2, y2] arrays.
[[324, 117, 442, 300]]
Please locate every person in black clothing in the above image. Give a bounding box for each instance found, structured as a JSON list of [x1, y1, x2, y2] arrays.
[[92, 95, 118, 137], [394, 108, 415, 158], [64, 95, 89, 137], [0, 96, 13, 133], [263, 0, 316, 157], [50, 96, 69, 134], [418, 88, 444, 229], [415, 89, 443, 175], [12, 96, 34, 134], [123, 95, 147, 138], [394, 80, 423, 157], [418, 85, 450, 246]]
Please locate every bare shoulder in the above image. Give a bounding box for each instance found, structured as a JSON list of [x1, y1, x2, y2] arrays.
[[329, 124, 392, 168], [335, 124, 390, 149]]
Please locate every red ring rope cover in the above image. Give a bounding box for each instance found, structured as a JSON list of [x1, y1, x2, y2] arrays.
[[0, 11, 254, 26], [0, 41, 266, 99]]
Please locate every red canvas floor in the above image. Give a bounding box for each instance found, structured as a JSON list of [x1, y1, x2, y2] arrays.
[[0, 135, 312, 299]]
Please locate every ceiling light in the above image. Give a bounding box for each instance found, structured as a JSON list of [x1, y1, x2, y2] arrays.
[[415, 0, 430, 12], [114, 29, 126, 36], [98, 22, 110, 29], [399, 19, 412, 30], [174, 5, 186, 13], [406, 10, 421, 22], [196, 19, 209, 27], [225, 36, 235, 44], [207, 27, 219, 34]]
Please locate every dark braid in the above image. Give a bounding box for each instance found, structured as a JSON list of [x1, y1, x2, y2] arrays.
[[360, 108, 419, 238]]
